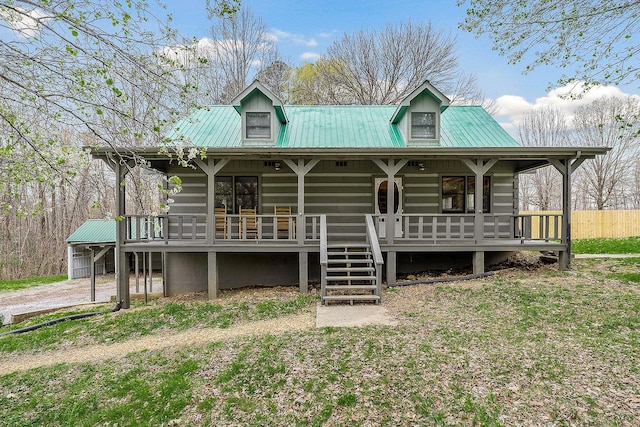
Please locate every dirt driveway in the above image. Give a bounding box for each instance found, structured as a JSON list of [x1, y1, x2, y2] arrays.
[[0, 275, 163, 325]]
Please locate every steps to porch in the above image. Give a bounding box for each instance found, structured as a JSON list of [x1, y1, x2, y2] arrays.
[[321, 243, 381, 305]]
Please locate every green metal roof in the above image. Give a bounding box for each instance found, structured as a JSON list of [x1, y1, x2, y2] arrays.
[[168, 104, 520, 149], [67, 219, 115, 244], [440, 106, 520, 148], [278, 106, 404, 148], [168, 106, 241, 148]]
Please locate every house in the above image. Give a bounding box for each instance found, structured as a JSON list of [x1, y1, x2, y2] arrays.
[[90, 80, 608, 308]]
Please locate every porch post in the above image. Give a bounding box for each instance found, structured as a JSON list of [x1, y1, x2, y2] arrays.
[[297, 159, 307, 292], [195, 158, 228, 299], [90, 248, 96, 302], [283, 159, 319, 293], [194, 158, 228, 243], [386, 159, 396, 286], [551, 158, 577, 271], [560, 159, 572, 270], [114, 160, 130, 308], [208, 251, 218, 299], [206, 163, 216, 243], [372, 158, 408, 287], [462, 159, 497, 275], [473, 160, 485, 274], [296, 159, 305, 246]]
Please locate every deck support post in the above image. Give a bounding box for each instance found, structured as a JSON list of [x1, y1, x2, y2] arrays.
[[386, 251, 396, 286], [208, 251, 218, 299], [473, 251, 485, 275], [299, 252, 308, 293], [114, 159, 131, 309], [90, 248, 96, 302]]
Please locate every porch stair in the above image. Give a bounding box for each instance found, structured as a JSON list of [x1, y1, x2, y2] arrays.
[[321, 243, 381, 305]]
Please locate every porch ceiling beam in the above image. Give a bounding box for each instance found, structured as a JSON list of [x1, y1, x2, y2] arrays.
[[549, 157, 588, 177], [515, 160, 551, 174], [373, 159, 408, 175], [282, 159, 319, 176], [194, 158, 229, 175], [91, 146, 610, 159], [461, 159, 497, 175]]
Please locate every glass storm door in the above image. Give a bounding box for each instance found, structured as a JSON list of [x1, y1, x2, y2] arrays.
[[374, 178, 403, 238]]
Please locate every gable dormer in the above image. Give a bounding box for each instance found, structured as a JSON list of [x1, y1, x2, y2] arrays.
[[390, 80, 450, 146], [231, 80, 288, 146]]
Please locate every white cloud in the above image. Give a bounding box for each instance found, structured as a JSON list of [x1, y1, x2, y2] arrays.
[[494, 82, 640, 131], [1, 7, 49, 38], [267, 28, 318, 47], [300, 52, 321, 61], [318, 30, 338, 38]]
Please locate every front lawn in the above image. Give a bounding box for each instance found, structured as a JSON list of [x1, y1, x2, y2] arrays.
[[1, 259, 639, 426]]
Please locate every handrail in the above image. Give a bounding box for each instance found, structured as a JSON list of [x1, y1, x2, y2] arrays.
[[365, 214, 384, 302], [319, 215, 328, 265], [365, 214, 384, 265], [319, 215, 328, 299]]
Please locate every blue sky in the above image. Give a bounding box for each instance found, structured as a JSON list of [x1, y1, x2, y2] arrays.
[[166, 0, 640, 134]]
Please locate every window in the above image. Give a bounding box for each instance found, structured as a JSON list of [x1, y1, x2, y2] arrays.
[[442, 176, 490, 213], [246, 112, 271, 138], [411, 112, 436, 139], [215, 176, 258, 213]]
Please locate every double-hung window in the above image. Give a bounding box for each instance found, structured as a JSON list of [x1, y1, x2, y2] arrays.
[[246, 112, 271, 139], [442, 176, 490, 213], [411, 112, 436, 139]]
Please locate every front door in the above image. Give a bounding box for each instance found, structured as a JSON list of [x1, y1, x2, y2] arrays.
[[374, 178, 403, 238]]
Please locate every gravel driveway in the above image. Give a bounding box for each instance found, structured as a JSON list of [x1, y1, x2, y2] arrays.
[[0, 275, 163, 325]]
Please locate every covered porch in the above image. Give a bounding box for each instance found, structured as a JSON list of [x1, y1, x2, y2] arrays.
[[94, 147, 605, 307]]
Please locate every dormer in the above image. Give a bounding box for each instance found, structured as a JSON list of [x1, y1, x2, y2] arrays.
[[390, 80, 450, 146], [231, 80, 288, 146]]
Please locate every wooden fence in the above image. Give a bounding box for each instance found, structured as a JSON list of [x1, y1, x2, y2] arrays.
[[521, 210, 640, 239]]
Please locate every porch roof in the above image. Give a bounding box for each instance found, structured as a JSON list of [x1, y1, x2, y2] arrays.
[[167, 105, 520, 148], [67, 219, 115, 244]]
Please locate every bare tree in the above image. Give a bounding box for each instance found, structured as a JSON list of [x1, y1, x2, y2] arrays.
[[571, 96, 640, 209], [518, 106, 568, 210], [255, 54, 292, 102], [207, 6, 278, 102], [288, 21, 486, 106]]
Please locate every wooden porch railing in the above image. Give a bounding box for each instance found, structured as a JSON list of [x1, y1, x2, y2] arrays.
[[123, 213, 564, 244], [122, 214, 322, 243], [515, 213, 563, 241], [373, 213, 564, 242]]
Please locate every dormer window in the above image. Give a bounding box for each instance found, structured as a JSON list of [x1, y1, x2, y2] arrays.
[[411, 112, 436, 139], [246, 112, 271, 138]]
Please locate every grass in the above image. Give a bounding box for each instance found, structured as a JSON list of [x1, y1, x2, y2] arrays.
[[0, 275, 68, 292], [605, 257, 640, 285], [1, 259, 639, 425], [0, 293, 317, 354], [572, 236, 640, 254]]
